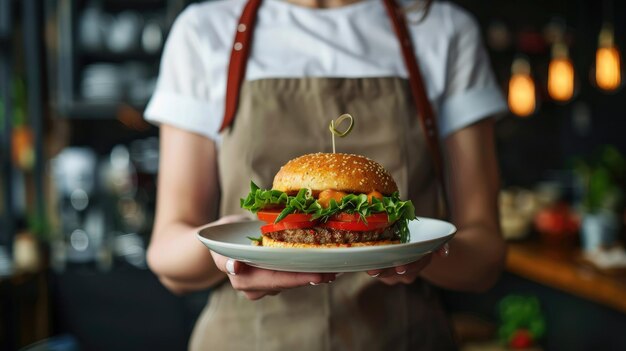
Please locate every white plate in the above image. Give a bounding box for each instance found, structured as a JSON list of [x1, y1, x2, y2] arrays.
[[197, 218, 456, 273]]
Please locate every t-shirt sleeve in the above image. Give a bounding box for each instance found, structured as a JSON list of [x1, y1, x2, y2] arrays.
[[437, 9, 507, 137], [144, 6, 222, 140]]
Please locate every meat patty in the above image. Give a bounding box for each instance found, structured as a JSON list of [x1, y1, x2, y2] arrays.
[[264, 224, 400, 245]]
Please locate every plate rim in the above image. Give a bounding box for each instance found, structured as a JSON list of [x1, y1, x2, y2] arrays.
[[197, 216, 457, 253]]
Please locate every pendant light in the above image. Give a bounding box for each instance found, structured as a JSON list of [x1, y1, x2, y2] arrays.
[[595, 24, 622, 91], [508, 57, 536, 117], [548, 42, 575, 102]]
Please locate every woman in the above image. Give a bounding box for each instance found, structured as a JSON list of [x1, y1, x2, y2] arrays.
[[145, 0, 507, 349]]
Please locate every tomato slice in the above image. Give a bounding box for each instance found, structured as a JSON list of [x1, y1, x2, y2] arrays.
[[323, 220, 390, 231], [257, 210, 314, 224], [261, 221, 317, 234], [330, 212, 389, 223]]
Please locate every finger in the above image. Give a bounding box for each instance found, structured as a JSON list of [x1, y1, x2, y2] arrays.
[[243, 290, 281, 300], [377, 265, 408, 279], [232, 269, 334, 291], [366, 263, 414, 279], [243, 291, 272, 301], [240, 273, 334, 300], [212, 252, 336, 291], [211, 252, 245, 275], [365, 254, 430, 277], [311, 273, 337, 285], [395, 265, 409, 275], [235, 265, 337, 287], [237, 265, 336, 284], [404, 254, 432, 275], [368, 267, 397, 279], [225, 258, 239, 276], [436, 242, 450, 258], [370, 254, 433, 282], [366, 270, 382, 278]]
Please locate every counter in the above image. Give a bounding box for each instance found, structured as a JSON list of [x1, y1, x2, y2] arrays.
[[506, 240, 626, 314]]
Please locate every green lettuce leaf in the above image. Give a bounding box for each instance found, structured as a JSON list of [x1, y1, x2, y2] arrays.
[[240, 181, 417, 243]]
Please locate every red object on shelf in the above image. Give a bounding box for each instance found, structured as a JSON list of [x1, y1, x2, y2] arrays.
[[534, 202, 580, 240]]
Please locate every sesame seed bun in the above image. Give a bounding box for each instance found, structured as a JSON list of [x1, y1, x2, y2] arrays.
[[272, 153, 398, 195], [261, 235, 399, 248]]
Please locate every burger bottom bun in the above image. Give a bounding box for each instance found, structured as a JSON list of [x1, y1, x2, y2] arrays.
[[261, 235, 399, 248]]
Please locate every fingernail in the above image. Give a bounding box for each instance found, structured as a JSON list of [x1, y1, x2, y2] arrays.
[[226, 259, 237, 276], [442, 243, 450, 257], [370, 273, 380, 278], [397, 270, 407, 275], [310, 282, 319, 286]]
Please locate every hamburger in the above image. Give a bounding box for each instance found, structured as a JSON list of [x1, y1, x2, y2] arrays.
[[240, 153, 416, 248]]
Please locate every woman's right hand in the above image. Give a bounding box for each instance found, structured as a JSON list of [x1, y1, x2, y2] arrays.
[[211, 252, 336, 300]]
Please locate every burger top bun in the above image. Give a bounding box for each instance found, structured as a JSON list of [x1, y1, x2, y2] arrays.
[[272, 153, 398, 196]]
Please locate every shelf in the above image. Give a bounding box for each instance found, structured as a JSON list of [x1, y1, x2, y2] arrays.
[[79, 49, 161, 63], [506, 240, 626, 314], [57, 100, 148, 119], [99, 0, 169, 11], [50, 0, 174, 120]]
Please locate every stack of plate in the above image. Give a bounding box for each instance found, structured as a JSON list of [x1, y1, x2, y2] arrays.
[[80, 64, 123, 101]]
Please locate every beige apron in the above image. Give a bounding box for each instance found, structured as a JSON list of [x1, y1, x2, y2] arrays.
[[189, 1, 456, 350]]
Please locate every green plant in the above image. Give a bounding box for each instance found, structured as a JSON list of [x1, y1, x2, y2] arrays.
[[498, 295, 546, 348], [0, 78, 28, 134], [573, 146, 626, 214]]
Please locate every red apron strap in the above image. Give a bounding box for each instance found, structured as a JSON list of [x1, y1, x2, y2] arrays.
[[381, 0, 448, 214], [219, 0, 262, 132]]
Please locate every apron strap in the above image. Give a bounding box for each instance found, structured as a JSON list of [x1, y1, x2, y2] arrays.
[[219, 0, 262, 132], [381, 0, 449, 215], [220, 0, 448, 214]]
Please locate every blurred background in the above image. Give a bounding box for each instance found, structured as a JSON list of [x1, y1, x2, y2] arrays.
[[0, 0, 625, 350]]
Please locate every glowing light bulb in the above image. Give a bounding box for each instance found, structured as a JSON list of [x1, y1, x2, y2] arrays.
[[508, 58, 536, 117], [595, 25, 622, 91], [548, 43, 575, 102]]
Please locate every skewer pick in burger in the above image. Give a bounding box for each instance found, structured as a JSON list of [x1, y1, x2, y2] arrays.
[[240, 153, 416, 248]]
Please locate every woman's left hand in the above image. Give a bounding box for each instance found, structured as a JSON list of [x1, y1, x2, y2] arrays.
[[366, 243, 449, 285]]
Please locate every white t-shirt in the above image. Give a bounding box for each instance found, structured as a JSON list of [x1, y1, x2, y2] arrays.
[[145, 0, 506, 140]]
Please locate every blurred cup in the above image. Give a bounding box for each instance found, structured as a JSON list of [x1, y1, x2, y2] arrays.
[[107, 11, 142, 53], [141, 19, 163, 54], [14, 232, 41, 273], [51, 148, 97, 196]]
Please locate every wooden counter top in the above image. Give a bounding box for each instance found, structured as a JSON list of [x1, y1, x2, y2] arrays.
[[506, 240, 626, 314]]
